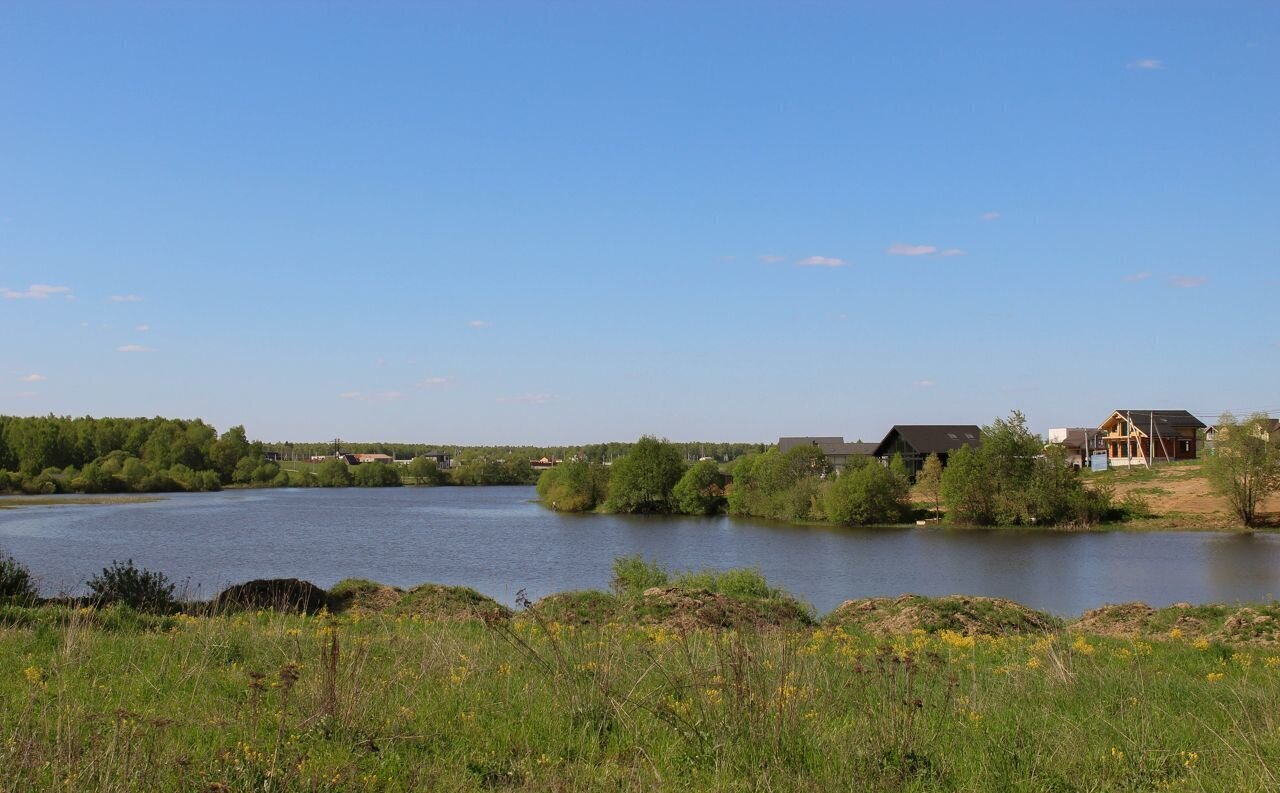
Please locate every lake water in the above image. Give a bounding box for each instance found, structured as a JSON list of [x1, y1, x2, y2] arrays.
[[1, 486, 1278, 616]]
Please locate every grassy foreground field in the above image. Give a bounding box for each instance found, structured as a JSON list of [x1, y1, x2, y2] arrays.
[[3, 580, 1280, 793]]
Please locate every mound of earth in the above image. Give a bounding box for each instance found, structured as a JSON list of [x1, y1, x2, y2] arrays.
[[1071, 602, 1159, 638], [391, 584, 512, 622], [1069, 602, 1280, 646], [635, 586, 813, 631], [327, 579, 404, 614], [529, 590, 623, 625], [826, 594, 1060, 637], [214, 579, 329, 614], [1210, 608, 1279, 646]]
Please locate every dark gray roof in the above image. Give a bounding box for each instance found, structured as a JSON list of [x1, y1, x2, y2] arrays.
[[873, 425, 981, 457], [1108, 410, 1205, 436], [1054, 428, 1103, 449], [777, 437, 876, 457]]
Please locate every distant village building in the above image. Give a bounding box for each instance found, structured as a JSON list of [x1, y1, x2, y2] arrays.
[[1097, 410, 1205, 467], [354, 453, 394, 464], [1046, 428, 1104, 468], [418, 451, 453, 470], [776, 436, 877, 472], [872, 425, 981, 477], [531, 456, 561, 471]]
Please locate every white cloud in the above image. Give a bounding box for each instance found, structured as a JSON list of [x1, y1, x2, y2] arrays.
[[338, 390, 405, 402], [1123, 272, 1152, 283], [18, 374, 47, 382], [886, 243, 938, 256], [2, 284, 71, 300], [116, 344, 155, 353], [758, 254, 787, 264], [135, 324, 150, 332], [496, 393, 554, 405], [468, 320, 491, 328], [1171, 275, 1207, 289], [417, 376, 456, 389], [796, 256, 846, 268], [938, 248, 966, 257], [109, 294, 143, 303], [1128, 58, 1163, 70], [913, 379, 938, 387], [980, 211, 1001, 221]]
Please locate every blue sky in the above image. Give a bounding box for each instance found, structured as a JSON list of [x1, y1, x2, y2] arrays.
[[2, 2, 1278, 445]]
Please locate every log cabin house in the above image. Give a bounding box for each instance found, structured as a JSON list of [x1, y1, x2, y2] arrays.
[[1097, 410, 1204, 467]]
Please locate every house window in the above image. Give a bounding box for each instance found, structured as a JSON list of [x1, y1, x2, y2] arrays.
[[1181, 440, 1191, 453]]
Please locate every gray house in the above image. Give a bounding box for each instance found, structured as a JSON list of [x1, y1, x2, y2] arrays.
[[777, 436, 877, 472]]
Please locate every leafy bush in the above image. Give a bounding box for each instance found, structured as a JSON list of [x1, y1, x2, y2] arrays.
[[604, 436, 686, 514], [610, 555, 670, 597], [824, 458, 911, 525], [673, 567, 783, 600], [0, 551, 37, 602], [537, 460, 609, 512], [87, 559, 177, 613]]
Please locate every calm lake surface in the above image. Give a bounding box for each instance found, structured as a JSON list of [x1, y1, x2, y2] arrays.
[[2, 486, 1278, 616]]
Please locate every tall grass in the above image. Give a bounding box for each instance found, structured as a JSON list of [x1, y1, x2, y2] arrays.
[[2, 599, 1279, 791]]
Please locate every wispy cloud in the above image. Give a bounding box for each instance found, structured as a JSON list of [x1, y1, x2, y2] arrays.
[[1123, 272, 1152, 283], [108, 294, 143, 303], [796, 255, 846, 268], [338, 390, 406, 402], [887, 243, 965, 257], [1170, 275, 1207, 289], [116, 344, 155, 353], [468, 320, 490, 329], [134, 324, 151, 332], [980, 211, 1001, 221], [19, 374, 47, 382], [2, 284, 72, 300], [887, 243, 937, 256], [758, 254, 786, 264], [496, 393, 554, 405], [913, 379, 938, 387], [1128, 58, 1163, 70], [417, 375, 456, 389]]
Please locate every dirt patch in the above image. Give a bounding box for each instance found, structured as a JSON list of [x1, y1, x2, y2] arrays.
[[391, 584, 512, 622], [825, 594, 1060, 637], [327, 579, 404, 614], [214, 579, 329, 614], [634, 586, 813, 632], [1071, 602, 1158, 638], [1210, 608, 1279, 647], [1100, 460, 1280, 525]]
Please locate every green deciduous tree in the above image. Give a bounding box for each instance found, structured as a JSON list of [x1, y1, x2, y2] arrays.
[[604, 436, 686, 514], [1204, 413, 1280, 527], [673, 459, 727, 515], [537, 460, 609, 512], [406, 457, 448, 486], [917, 452, 943, 519], [316, 459, 353, 487], [824, 458, 911, 525]]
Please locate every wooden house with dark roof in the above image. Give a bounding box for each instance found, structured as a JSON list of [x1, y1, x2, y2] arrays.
[[872, 425, 981, 476], [777, 436, 877, 472], [1097, 410, 1204, 467]]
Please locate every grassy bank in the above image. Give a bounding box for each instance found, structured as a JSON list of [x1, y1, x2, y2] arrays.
[[3, 573, 1280, 791]]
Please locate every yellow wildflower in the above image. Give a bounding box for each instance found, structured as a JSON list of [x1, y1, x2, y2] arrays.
[[1205, 672, 1224, 683]]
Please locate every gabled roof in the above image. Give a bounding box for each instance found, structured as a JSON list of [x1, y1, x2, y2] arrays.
[[872, 425, 981, 457], [1101, 410, 1205, 436], [778, 436, 876, 457]]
